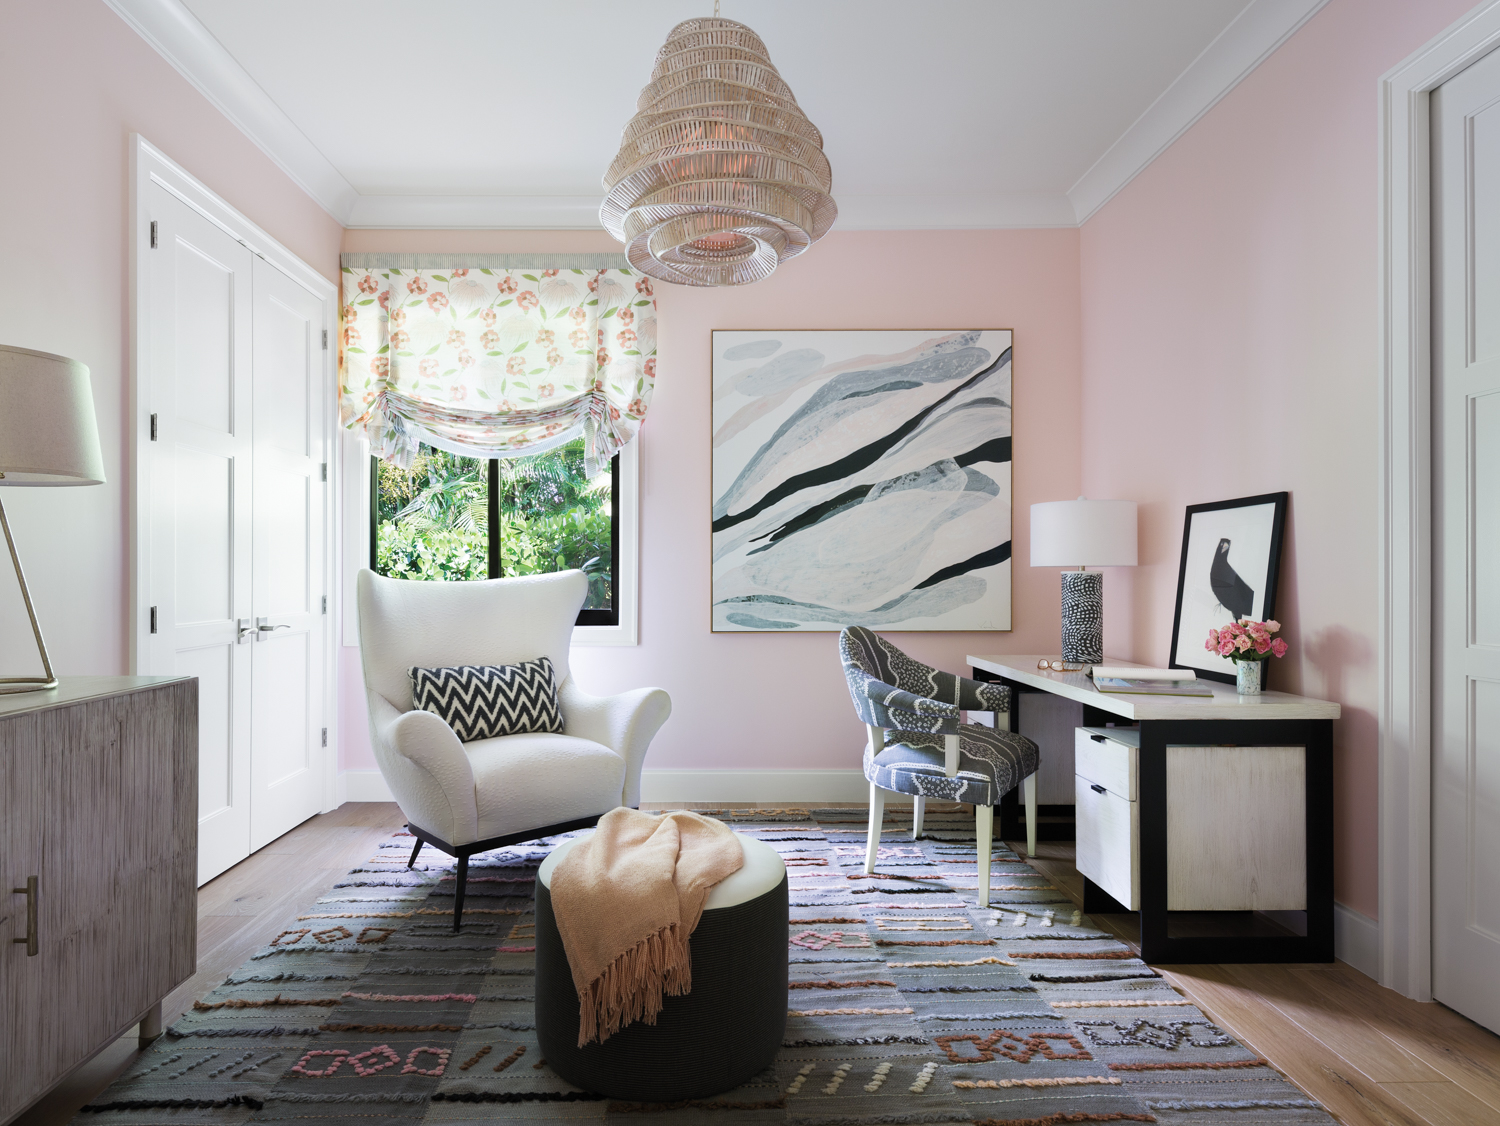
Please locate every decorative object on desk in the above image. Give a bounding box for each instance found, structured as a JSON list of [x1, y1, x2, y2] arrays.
[[1093, 676, 1213, 697], [712, 330, 1014, 631], [0, 345, 106, 693], [1089, 665, 1193, 680], [600, 15, 836, 287], [1168, 491, 1288, 683], [1030, 497, 1138, 663], [1037, 658, 1087, 672], [1207, 618, 1289, 696]]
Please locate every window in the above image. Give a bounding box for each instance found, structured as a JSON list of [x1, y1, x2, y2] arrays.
[[370, 437, 618, 626]]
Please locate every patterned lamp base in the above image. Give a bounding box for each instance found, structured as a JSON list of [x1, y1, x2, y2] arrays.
[[1060, 570, 1104, 664]]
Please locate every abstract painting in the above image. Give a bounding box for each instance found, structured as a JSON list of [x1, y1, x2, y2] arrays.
[[1167, 491, 1289, 682], [712, 329, 1013, 631]]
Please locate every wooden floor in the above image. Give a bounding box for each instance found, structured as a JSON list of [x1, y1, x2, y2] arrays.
[[15, 802, 1500, 1126], [1020, 838, 1500, 1126]]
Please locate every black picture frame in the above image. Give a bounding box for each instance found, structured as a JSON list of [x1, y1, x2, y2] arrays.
[[1167, 491, 1289, 684]]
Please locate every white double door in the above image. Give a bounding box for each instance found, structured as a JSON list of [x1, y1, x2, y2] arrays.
[[1432, 48, 1500, 1033], [145, 185, 329, 886]]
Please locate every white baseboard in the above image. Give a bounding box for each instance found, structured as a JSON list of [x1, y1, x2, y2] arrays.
[[341, 769, 395, 803], [639, 768, 905, 805], [336, 768, 888, 809], [1334, 902, 1380, 980]]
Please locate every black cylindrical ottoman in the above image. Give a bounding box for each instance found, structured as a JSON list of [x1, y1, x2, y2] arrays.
[[534, 831, 788, 1101]]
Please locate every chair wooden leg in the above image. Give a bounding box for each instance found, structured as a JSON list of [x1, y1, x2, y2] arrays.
[[911, 795, 926, 840], [976, 804, 994, 909], [453, 854, 468, 933], [1023, 772, 1038, 859], [865, 782, 886, 874], [407, 839, 423, 868]]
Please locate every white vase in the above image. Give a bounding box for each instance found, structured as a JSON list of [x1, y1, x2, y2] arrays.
[[1235, 660, 1263, 695]]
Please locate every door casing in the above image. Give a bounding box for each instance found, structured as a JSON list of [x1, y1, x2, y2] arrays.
[[1380, 0, 1500, 1003], [129, 135, 339, 829]]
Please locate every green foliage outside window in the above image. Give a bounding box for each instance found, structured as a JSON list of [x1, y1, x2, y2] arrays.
[[374, 438, 613, 609]]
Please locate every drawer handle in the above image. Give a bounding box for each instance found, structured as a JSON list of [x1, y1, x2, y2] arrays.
[[11, 876, 37, 957], [1090, 734, 1107, 743], [1089, 783, 1107, 795]]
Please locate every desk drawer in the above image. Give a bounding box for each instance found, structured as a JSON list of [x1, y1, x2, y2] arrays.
[[1075, 727, 1139, 801], [1075, 773, 1138, 910]]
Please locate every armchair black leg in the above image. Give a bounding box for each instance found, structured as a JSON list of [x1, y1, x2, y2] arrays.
[[453, 854, 469, 933], [407, 839, 423, 869]]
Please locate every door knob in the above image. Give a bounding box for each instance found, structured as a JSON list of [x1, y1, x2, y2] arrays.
[[237, 618, 254, 644], [255, 617, 290, 637]]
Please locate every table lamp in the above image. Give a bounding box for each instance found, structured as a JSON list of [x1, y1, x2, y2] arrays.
[[1030, 497, 1137, 665], [0, 344, 106, 693]]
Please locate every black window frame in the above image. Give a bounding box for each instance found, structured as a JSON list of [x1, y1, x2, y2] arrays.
[[370, 449, 619, 627]]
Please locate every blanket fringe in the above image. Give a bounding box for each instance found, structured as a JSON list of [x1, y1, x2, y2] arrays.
[[577, 922, 691, 1046]]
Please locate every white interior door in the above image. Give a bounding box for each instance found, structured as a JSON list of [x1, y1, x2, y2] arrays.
[[146, 184, 254, 885], [248, 258, 327, 850], [1432, 47, 1500, 1035]]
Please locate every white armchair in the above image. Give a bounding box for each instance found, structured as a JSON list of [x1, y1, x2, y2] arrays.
[[356, 568, 671, 929]]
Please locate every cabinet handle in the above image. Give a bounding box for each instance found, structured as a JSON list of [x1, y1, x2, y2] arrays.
[[11, 876, 37, 956], [1090, 734, 1107, 743], [1090, 783, 1107, 795]]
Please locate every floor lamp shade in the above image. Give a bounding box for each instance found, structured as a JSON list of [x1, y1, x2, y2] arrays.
[[0, 345, 106, 485], [1030, 499, 1138, 664], [0, 344, 105, 693]]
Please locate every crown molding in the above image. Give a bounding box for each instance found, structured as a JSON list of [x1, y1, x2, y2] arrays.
[[109, 0, 1325, 232], [1067, 0, 1330, 224], [103, 0, 357, 223]]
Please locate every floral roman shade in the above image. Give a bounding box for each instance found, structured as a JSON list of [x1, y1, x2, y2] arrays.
[[339, 257, 656, 473]]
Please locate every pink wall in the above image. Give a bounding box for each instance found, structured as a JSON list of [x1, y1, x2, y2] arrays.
[[339, 227, 1083, 773], [1078, 0, 1475, 919], [10, 0, 1449, 924], [0, 0, 343, 680]]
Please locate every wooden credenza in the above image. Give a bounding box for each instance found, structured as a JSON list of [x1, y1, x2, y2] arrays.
[[0, 677, 196, 1123]]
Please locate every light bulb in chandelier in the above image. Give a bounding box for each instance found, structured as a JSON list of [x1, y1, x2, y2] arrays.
[[600, 16, 837, 287]]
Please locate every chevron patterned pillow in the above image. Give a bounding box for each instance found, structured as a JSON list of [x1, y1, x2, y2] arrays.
[[407, 658, 564, 742]]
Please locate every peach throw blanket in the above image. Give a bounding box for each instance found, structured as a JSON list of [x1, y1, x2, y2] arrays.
[[551, 808, 743, 1046]]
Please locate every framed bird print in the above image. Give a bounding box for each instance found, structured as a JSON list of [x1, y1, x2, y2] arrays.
[[1167, 492, 1289, 683]]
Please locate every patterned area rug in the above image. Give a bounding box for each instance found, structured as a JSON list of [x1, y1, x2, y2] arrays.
[[77, 808, 1335, 1125]]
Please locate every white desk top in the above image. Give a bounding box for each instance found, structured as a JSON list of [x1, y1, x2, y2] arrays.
[[965, 654, 1340, 721]]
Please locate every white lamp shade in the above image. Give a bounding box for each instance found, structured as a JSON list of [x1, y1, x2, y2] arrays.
[[1030, 498, 1137, 567], [0, 345, 105, 486]]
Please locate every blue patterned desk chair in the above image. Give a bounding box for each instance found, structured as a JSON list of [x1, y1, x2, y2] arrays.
[[838, 626, 1040, 907]]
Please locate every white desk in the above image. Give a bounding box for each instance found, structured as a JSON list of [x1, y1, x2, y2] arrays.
[[967, 655, 1340, 722], [966, 654, 1338, 964]]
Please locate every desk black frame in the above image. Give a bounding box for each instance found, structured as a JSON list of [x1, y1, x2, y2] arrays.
[[975, 667, 1334, 964]]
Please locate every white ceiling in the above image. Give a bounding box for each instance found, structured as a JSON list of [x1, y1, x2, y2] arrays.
[[107, 0, 1328, 229]]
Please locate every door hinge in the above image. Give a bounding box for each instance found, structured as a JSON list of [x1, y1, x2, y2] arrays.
[[149, 413, 158, 441], [149, 606, 158, 634], [149, 220, 158, 249], [321, 727, 328, 747], [322, 329, 328, 350], [321, 594, 327, 614], [320, 462, 327, 482]]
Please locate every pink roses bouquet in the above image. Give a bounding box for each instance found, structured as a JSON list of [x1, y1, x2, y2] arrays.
[[1206, 619, 1289, 662]]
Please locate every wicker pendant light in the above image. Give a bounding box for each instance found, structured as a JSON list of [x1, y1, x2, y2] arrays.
[[600, 15, 836, 287]]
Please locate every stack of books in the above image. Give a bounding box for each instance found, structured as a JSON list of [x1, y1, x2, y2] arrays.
[[1090, 665, 1213, 697]]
